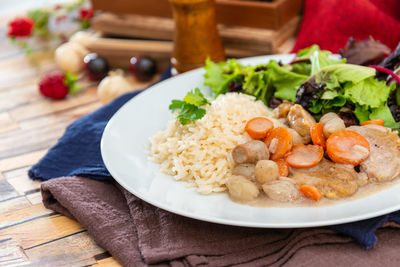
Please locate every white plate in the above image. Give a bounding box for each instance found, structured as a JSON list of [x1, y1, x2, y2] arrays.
[[101, 54, 400, 228]]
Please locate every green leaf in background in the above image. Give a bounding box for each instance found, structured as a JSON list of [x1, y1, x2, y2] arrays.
[[296, 44, 321, 58], [309, 50, 346, 75], [184, 88, 210, 107], [309, 99, 323, 114], [315, 64, 376, 89], [370, 104, 400, 129], [324, 96, 346, 109], [203, 58, 243, 97], [27, 9, 51, 37], [268, 61, 309, 102], [354, 104, 371, 123], [291, 62, 311, 76], [344, 78, 394, 108], [64, 72, 82, 94]]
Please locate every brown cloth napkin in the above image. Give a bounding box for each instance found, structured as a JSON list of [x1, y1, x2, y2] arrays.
[[41, 176, 400, 267]]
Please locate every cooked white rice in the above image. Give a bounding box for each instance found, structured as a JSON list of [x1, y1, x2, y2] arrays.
[[149, 93, 283, 194]]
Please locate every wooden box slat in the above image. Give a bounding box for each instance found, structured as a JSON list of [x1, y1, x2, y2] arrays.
[[91, 0, 303, 30]]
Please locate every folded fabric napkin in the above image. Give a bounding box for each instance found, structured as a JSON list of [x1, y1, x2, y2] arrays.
[[293, 0, 400, 53], [29, 68, 400, 266]]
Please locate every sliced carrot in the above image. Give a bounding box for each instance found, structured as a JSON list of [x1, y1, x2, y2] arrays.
[[361, 119, 384, 126], [284, 144, 324, 169], [299, 185, 322, 201], [245, 117, 274, 140], [326, 130, 370, 166], [275, 159, 290, 177], [310, 123, 326, 149], [264, 127, 293, 161]]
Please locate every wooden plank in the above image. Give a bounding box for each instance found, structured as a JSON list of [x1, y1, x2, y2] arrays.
[[0, 112, 19, 134], [0, 54, 55, 92], [91, 13, 300, 53], [0, 238, 29, 266], [0, 83, 42, 113], [0, 196, 30, 215], [93, 257, 123, 267], [0, 180, 19, 202], [0, 149, 47, 173], [25, 231, 105, 267], [92, 0, 302, 30], [18, 102, 100, 130], [25, 191, 43, 205], [3, 166, 30, 180], [6, 171, 41, 195], [0, 203, 52, 229], [9, 87, 98, 121], [0, 214, 85, 249]]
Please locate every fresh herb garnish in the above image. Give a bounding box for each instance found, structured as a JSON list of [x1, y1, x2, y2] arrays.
[[169, 88, 210, 125]]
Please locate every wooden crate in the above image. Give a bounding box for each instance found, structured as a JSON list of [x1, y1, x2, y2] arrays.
[[91, 0, 303, 30]]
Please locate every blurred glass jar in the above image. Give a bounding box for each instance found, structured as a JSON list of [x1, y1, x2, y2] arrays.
[[170, 0, 225, 74]]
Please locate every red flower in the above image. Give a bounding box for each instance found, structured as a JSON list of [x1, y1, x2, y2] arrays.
[[7, 17, 34, 38], [78, 8, 94, 21]]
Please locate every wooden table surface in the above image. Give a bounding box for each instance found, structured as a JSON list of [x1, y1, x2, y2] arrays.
[[0, 6, 297, 266], [0, 13, 154, 266]]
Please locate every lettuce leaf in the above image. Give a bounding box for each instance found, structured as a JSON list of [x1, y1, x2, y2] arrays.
[[309, 50, 346, 75], [370, 104, 400, 129], [203, 58, 243, 97], [344, 78, 394, 108], [268, 61, 308, 102]]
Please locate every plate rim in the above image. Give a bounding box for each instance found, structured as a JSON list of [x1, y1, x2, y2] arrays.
[[101, 54, 400, 228]]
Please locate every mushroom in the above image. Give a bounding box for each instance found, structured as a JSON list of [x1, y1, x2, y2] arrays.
[[320, 112, 346, 138], [54, 42, 88, 74], [287, 104, 316, 143], [254, 160, 279, 184], [232, 140, 269, 164], [273, 101, 294, 119], [97, 70, 134, 103], [262, 178, 302, 202], [232, 163, 255, 180], [226, 175, 260, 201]]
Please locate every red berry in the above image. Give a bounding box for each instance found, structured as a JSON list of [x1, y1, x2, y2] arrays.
[[79, 8, 94, 21], [38, 71, 69, 99], [7, 17, 34, 38]]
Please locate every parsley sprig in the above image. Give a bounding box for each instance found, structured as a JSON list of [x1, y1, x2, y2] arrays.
[[169, 88, 210, 125]]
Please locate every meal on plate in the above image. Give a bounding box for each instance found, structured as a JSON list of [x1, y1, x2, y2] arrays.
[[149, 40, 400, 205]]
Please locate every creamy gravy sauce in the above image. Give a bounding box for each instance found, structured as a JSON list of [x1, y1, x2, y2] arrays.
[[236, 178, 400, 208]]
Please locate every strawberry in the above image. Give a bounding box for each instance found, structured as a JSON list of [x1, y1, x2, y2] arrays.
[[38, 71, 81, 100]]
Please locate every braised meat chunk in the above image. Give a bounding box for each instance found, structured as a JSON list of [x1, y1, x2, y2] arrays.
[[347, 125, 400, 182], [290, 159, 360, 199]]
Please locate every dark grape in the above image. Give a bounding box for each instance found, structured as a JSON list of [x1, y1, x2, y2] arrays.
[[83, 53, 109, 81], [228, 81, 242, 92], [129, 56, 157, 82]]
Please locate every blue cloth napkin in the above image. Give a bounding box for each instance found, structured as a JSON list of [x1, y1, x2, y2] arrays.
[[29, 68, 400, 250]]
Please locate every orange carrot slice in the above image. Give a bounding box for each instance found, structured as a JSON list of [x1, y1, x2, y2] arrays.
[[310, 123, 326, 149], [299, 185, 322, 201], [275, 159, 290, 177], [245, 117, 274, 140], [285, 144, 324, 169], [264, 127, 293, 161], [361, 119, 384, 126], [326, 130, 370, 166]]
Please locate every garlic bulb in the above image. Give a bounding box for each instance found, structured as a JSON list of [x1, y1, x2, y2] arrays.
[[55, 42, 88, 73], [97, 70, 134, 104], [69, 31, 95, 48]]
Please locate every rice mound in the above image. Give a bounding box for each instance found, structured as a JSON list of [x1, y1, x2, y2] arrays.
[[149, 93, 281, 194]]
